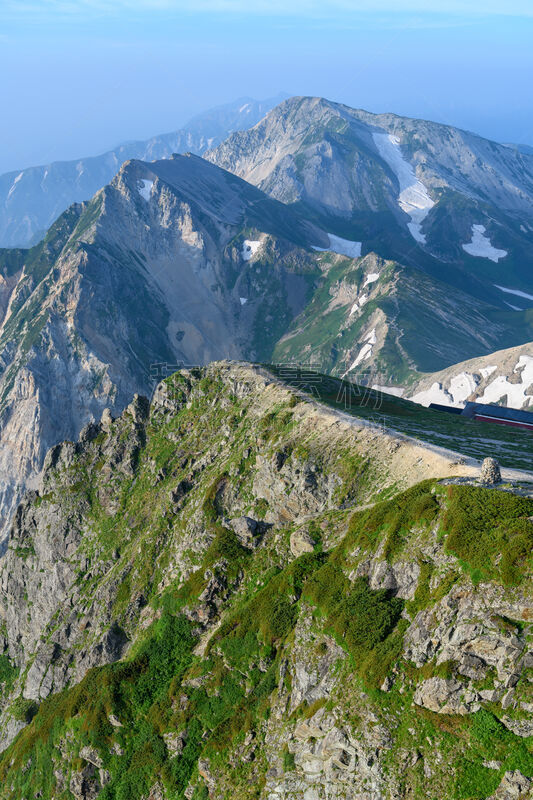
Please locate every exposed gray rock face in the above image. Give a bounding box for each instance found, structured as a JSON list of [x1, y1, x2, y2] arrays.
[[0, 408, 147, 706], [227, 516, 270, 549], [69, 761, 109, 800], [265, 698, 393, 799], [413, 676, 475, 715], [207, 96, 533, 282], [289, 528, 315, 557], [481, 456, 502, 484], [285, 611, 345, 715], [0, 392, 173, 749], [252, 451, 339, 525], [356, 546, 421, 600], [488, 771, 532, 800], [404, 582, 532, 717]]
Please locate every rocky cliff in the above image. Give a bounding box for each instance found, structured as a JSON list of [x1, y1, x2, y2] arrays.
[[0, 363, 531, 799]]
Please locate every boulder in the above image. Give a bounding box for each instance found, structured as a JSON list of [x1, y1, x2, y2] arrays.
[[228, 516, 271, 548], [413, 677, 475, 715], [290, 529, 315, 557]]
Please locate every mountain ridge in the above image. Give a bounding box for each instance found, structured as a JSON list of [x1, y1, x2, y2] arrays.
[[206, 95, 533, 298]]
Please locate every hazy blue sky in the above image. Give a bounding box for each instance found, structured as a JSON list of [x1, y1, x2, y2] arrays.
[[1, 1, 532, 174]]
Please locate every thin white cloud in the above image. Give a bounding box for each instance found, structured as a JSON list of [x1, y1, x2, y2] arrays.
[[3, 0, 533, 15], [185, 0, 533, 11]]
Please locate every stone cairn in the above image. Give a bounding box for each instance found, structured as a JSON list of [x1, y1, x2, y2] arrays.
[[479, 457, 502, 485]]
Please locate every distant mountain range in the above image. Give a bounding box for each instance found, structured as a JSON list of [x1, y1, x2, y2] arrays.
[[0, 94, 532, 543], [0, 94, 287, 248]]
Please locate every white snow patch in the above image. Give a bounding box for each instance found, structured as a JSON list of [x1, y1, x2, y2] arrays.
[[372, 132, 434, 243], [358, 294, 369, 306], [448, 372, 478, 405], [7, 172, 23, 199], [363, 272, 380, 288], [346, 343, 373, 372], [343, 328, 377, 376], [505, 302, 523, 311], [349, 300, 359, 316], [239, 103, 251, 113], [372, 384, 405, 397], [312, 233, 362, 258], [239, 297, 247, 305], [495, 284, 533, 302], [462, 225, 507, 262], [477, 355, 533, 409], [363, 272, 379, 289], [413, 372, 477, 408], [242, 240, 262, 261], [411, 382, 455, 407], [412, 357, 533, 411], [138, 179, 153, 201]]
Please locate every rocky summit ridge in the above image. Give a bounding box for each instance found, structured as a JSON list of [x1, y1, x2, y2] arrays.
[[0, 362, 531, 799]]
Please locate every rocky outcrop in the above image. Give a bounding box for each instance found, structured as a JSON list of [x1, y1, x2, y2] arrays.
[[0, 401, 149, 705], [265, 707, 391, 800], [489, 771, 532, 800], [413, 676, 475, 715], [404, 583, 532, 686]]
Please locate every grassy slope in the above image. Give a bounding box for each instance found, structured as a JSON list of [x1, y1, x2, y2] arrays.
[[272, 251, 533, 388], [269, 365, 533, 471]]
